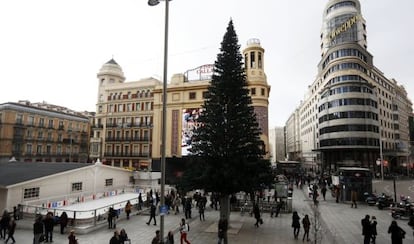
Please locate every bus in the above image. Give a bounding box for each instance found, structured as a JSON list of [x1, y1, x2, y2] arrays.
[[331, 167, 372, 202], [275, 161, 302, 178]]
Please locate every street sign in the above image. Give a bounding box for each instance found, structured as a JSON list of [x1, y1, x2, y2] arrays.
[[160, 205, 168, 216]]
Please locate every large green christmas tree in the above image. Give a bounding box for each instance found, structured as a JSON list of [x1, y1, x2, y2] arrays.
[[183, 20, 272, 219]]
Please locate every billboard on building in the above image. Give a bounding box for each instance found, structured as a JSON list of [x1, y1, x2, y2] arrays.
[[184, 64, 214, 82], [182, 108, 203, 155]]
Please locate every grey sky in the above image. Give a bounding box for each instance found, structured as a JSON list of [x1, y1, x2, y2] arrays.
[[0, 0, 412, 128]]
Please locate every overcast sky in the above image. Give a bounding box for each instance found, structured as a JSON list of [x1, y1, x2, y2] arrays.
[[1, 0, 413, 128]]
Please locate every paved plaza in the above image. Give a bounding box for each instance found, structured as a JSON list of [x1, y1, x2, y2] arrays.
[[10, 186, 414, 243]]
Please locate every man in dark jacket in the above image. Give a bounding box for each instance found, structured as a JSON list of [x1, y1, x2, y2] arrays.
[[33, 215, 44, 244], [361, 214, 371, 244], [146, 203, 157, 226], [43, 212, 55, 242]]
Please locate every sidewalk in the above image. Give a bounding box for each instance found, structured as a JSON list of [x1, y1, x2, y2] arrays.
[[11, 188, 414, 243]]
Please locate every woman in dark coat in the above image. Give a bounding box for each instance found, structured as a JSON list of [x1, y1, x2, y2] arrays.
[[60, 212, 68, 234], [292, 211, 301, 239], [253, 203, 261, 228], [371, 216, 377, 244], [388, 220, 406, 244]]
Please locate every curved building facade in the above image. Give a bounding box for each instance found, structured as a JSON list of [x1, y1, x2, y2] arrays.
[[287, 0, 413, 173]]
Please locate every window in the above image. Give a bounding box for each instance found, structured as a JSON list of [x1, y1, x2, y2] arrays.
[[105, 179, 113, 187], [28, 116, 35, 126], [39, 118, 45, 127], [26, 144, 33, 154], [72, 182, 83, 192], [48, 119, 54, 128], [202, 91, 209, 99], [258, 52, 262, 69], [36, 145, 42, 154], [251, 88, 256, 95], [24, 187, 40, 199], [250, 52, 255, 68], [261, 88, 265, 96], [189, 92, 196, 100], [16, 114, 23, 124]]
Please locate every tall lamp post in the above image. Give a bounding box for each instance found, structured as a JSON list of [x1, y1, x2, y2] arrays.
[[379, 136, 384, 181], [148, 0, 169, 242]]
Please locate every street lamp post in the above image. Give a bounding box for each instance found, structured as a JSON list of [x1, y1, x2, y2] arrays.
[[148, 0, 169, 242], [379, 136, 384, 181]]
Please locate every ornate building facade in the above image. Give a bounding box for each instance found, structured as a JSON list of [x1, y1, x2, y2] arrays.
[[91, 39, 271, 169], [0, 101, 90, 163]]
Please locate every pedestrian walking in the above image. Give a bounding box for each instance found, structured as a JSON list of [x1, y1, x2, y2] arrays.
[[109, 230, 121, 244], [125, 200, 132, 220], [166, 230, 174, 244], [371, 216, 377, 244], [108, 207, 115, 229], [5, 218, 16, 244], [179, 218, 191, 244], [335, 185, 341, 203], [152, 230, 160, 244], [138, 193, 143, 210], [351, 188, 358, 208], [68, 230, 78, 244], [0, 210, 11, 240], [388, 220, 406, 244], [184, 198, 192, 219], [218, 216, 228, 244], [291, 211, 300, 239], [302, 214, 311, 242], [253, 203, 262, 228], [361, 214, 372, 244], [146, 202, 157, 226], [119, 228, 129, 244], [60, 212, 69, 234], [321, 185, 327, 201], [33, 215, 44, 244], [43, 212, 55, 242]]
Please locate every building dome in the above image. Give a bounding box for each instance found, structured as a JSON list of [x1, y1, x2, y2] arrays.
[[97, 58, 125, 80]]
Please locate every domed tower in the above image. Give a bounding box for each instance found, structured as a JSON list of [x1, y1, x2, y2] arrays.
[[97, 58, 125, 93], [243, 38, 271, 158]]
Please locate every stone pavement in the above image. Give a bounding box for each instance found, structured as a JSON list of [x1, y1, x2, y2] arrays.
[[9, 188, 414, 243]]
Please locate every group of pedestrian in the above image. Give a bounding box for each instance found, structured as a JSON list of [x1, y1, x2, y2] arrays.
[[32, 211, 70, 243], [290, 211, 311, 242], [361, 214, 377, 244], [362, 214, 407, 244], [109, 228, 129, 244], [1, 210, 16, 244]]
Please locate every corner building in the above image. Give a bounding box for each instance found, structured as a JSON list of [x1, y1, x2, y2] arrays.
[[292, 0, 412, 173], [91, 39, 270, 169]]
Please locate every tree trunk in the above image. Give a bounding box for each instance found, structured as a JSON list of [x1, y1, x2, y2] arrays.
[[219, 194, 230, 244]]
